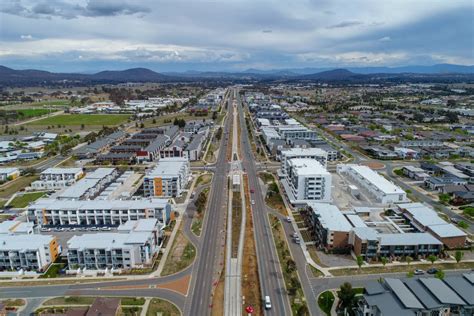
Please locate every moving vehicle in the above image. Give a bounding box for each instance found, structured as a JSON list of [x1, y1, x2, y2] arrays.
[[427, 268, 438, 274], [251, 200, 255, 205], [414, 269, 424, 275], [264, 296, 272, 309], [286, 216, 291, 223], [250, 188, 255, 193]]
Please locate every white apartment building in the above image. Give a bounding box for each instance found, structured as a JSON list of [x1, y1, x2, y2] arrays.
[[143, 158, 190, 197], [0, 167, 20, 181], [31, 167, 84, 190], [0, 234, 59, 271], [277, 125, 319, 141], [283, 158, 332, 204], [56, 168, 117, 200], [67, 219, 162, 270], [27, 198, 171, 227], [0, 220, 34, 235], [279, 148, 328, 176], [337, 164, 407, 204]]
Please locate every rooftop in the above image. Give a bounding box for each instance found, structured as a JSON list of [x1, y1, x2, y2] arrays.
[[30, 198, 169, 210], [343, 164, 405, 195], [308, 203, 352, 232], [0, 234, 55, 250], [146, 158, 188, 177], [288, 158, 329, 176]]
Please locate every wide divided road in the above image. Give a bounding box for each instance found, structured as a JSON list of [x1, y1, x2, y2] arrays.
[[236, 89, 291, 315], [184, 91, 233, 315]]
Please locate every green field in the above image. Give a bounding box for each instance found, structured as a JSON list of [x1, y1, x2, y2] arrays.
[[28, 114, 130, 126], [9, 192, 45, 208]]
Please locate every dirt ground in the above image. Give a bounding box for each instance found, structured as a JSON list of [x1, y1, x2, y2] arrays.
[[241, 174, 263, 315]]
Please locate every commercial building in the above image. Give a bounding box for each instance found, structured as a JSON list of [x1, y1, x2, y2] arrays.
[[31, 167, 84, 190], [278, 148, 328, 175], [143, 158, 190, 197], [306, 203, 352, 251], [337, 164, 407, 204], [67, 219, 162, 270], [0, 234, 59, 271], [397, 203, 467, 248], [27, 198, 171, 227], [0, 168, 19, 182], [358, 275, 474, 316], [283, 158, 332, 204]]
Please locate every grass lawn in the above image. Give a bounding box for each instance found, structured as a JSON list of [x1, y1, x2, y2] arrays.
[[191, 219, 202, 236], [12, 108, 55, 119], [27, 114, 130, 126], [460, 206, 474, 219], [161, 229, 196, 276], [39, 263, 66, 279], [1, 299, 26, 307], [43, 296, 146, 306], [195, 174, 212, 186], [0, 175, 39, 199], [318, 291, 335, 316], [146, 298, 180, 316], [9, 192, 45, 208], [330, 261, 474, 276]]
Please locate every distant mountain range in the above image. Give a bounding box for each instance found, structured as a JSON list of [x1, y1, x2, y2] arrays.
[[1, 63, 473, 87]]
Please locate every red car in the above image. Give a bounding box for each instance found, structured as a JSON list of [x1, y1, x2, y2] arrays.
[[250, 188, 255, 193]]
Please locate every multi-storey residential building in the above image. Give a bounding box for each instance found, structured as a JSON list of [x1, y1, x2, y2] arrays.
[[277, 125, 319, 141], [337, 164, 407, 204], [283, 158, 332, 204], [0, 220, 34, 235], [143, 158, 190, 197], [27, 198, 171, 227], [0, 168, 20, 182], [279, 148, 328, 176], [349, 227, 442, 260], [57, 168, 118, 200], [306, 203, 352, 251], [31, 167, 84, 190], [67, 219, 163, 270], [0, 234, 59, 271]]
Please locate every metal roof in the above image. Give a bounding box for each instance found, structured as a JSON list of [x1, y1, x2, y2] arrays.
[[444, 276, 474, 305], [385, 278, 424, 309], [404, 279, 442, 310], [419, 278, 466, 305]]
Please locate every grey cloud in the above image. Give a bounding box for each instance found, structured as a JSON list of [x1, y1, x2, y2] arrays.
[[1, 0, 150, 19], [326, 20, 363, 29]]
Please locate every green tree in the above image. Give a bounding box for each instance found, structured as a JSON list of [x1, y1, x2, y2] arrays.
[[338, 282, 357, 315], [381, 257, 388, 267], [454, 250, 464, 264], [435, 270, 445, 280], [406, 256, 413, 266], [286, 258, 296, 274], [356, 256, 364, 270], [428, 255, 437, 265], [296, 304, 309, 316]]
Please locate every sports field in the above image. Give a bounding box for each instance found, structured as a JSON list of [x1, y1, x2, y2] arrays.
[[27, 114, 130, 126]]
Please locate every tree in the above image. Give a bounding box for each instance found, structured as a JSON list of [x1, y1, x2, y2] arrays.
[[435, 270, 445, 280], [338, 282, 357, 315], [406, 256, 413, 266], [356, 256, 364, 270], [454, 250, 464, 264], [428, 255, 437, 265], [296, 304, 309, 316], [286, 259, 296, 274], [381, 257, 388, 267]]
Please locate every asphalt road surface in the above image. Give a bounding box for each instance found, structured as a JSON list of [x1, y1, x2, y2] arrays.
[[236, 90, 292, 315]]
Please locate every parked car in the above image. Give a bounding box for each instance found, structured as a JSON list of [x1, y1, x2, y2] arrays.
[[294, 236, 301, 244], [427, 268, 438, 274], [292, 232, 298, 238], [101, 226, 111, 231], [40, 227, 51, 232], [450, 217, 459, 224], [414, 269, 424, 275]]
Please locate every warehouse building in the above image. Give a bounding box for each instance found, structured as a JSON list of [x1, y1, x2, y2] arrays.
[[0, 234, 59, 271], [143, 158, 190, 197], [27, 198, 171, 227], [282, 158, 332, 204], [337, 164, 407, 204], [67, 219, 162, 270]]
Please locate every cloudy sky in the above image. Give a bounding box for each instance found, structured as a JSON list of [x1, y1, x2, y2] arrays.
[[0, 0, 472, 72]]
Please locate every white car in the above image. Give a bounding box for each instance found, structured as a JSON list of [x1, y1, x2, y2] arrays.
[[251, 200, 255, 205], [286, 216, 291, 223], [264, 296, 272, 309]]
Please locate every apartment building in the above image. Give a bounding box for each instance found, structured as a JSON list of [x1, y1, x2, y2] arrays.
[[0, 220, 34, 235], [337, 164, 407, 204], [277, 125, 319, 141], [279, 148, 328, 176], [349, 227, 442, 260], [57, 168, 118, 200], [27, 198, 171, 227], [397, 203, 467, 248], [143, 158, 190, 197], [31, 167, 84, 190], [283, 158, 332, 204], [0, 234, 59, 271], [306, 203, 352, 250], [0, 168, 20, 182], [67, 219, 162, 270]]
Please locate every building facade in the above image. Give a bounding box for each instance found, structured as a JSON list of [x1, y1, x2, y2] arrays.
[[143, 158, 190, 197]]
